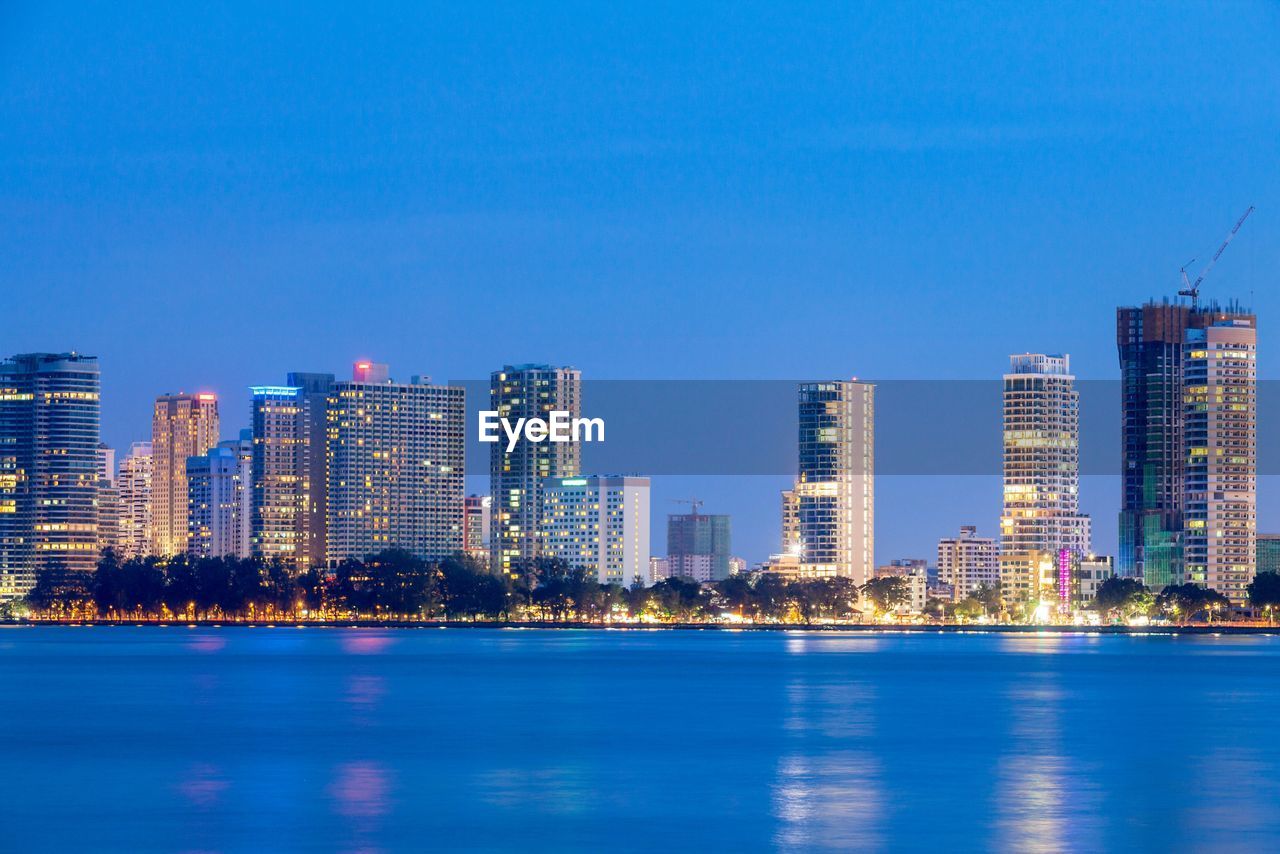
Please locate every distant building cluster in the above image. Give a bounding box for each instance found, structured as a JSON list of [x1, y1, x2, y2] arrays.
[[0, 292, 1265, 615]]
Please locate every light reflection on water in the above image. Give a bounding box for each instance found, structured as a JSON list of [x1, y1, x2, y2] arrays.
[[775, 675, 881, 850], [3, 628, 1280, 851]]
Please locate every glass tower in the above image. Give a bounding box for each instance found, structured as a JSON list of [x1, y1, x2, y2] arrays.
[[795, 380, 875, 583], [0, 352, 101, 599], [1116, 300, 1255, 591], [489, 365, 581, 574]]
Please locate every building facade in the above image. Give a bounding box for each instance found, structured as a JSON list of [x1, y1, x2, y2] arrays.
[[999, 354, 1091, 606], [1257, 534, 1280, 576], [151, 393, 220, 556], [489, 364, 582, 574], [463, 495, 492, 565], [250, 374, 333, 570], [326, 362, 465, 562], [541, 475, 651, 587], [874, 559, 928, 615], [0, 353, 102, 599], [1116, 300, 1256, 590], [1183, 319, 1257, 604], [937, 525, 999, 600], [667, 512, 732, 582], [1076, 555, 1115, 607], [186, 433, 252, 559], [780, 488, 800, 554], [116, 441, 153, 559], [96, 443, 119, 556], [794, 380, 875, 583]]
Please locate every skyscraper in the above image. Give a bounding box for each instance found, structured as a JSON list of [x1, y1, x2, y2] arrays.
[[116, 441, 153, 559], [999, 354, 1090, 606], [326, 362, 464, 562], [541, 475, 651, 587], [0, 353, 101, 599], [794, 380, 874, 582], [186, 432, 252, 559], [1184, 318, 1256, 603], [250, 374, 333, 570], [937, 525, 999, 600], [151, 393, 220, 556], [1116, 300, 1257, 589], [489, 364, 581, 574], [667, 511, 732, 582], [96, 443, 119, 556]]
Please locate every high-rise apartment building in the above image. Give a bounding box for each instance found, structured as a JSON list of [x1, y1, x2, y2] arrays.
[[667, 511, 732, 582], [96, 443, 119, 556], [463, 495, 492, 564], [541, 475, 651, 587], [116, 441, 153, 559], [1184, 319, 1256, 603], [151, 393, 220, 556], [326, 362, 464, 562], [794, 380, 874, 582], [250, 374, 333, 570], [999, 354, 1091, 605], [489, 365, 581, 574], [0, 353, 101, 599], [186, 432, 252, 559], [1116, 300, 1257, 589], [937, 525, 999, 600]]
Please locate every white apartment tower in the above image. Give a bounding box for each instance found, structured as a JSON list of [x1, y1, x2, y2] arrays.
[[999, 354, 1091, 605], [1184, 320, 1257, 604]]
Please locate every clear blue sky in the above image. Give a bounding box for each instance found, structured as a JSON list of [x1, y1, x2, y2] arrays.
[[3, 2, 1278, 564]]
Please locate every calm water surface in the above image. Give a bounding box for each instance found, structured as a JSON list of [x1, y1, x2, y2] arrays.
[[3, 628, 1279, 852]]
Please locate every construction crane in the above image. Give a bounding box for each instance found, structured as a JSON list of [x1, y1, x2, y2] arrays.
[[672, 498, 703, 516], [1179, 206, 1255, 308]]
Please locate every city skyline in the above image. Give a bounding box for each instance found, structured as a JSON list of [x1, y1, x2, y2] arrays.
[[5, 3, 1278, 575], [4, 320, 1274, 572], [6, 6, 1280, 847]]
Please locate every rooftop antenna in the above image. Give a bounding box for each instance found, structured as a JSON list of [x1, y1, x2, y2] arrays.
[[1179, 206, 1255, 308]]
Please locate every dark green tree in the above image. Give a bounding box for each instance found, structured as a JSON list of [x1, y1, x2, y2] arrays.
[[860, 576, 909, 616], [1248, 572, 1280, 623], [1158, 583, 1229, 624]]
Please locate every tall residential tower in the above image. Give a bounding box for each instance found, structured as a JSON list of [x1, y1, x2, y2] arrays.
[[1184, 317, 1257, 603], [1116, 300, 1256, 594], [489, 365, 581, 574], [794, 380, 875, 582], [151, 393, 220, 556], [326, 362, 465, 562], [999, 354, 1090, 605], [250, 373, 333, 570], [0, 353, 101, 598]]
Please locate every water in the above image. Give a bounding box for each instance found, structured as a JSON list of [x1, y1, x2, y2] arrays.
[[3, 628, 1279, 852]]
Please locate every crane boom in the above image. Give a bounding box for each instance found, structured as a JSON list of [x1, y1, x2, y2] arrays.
[[1179, 206, 1255, 307], [672, 498, 703, 515]]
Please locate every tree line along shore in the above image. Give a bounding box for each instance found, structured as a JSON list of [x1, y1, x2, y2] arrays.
[[7, 549, 1280, 628]]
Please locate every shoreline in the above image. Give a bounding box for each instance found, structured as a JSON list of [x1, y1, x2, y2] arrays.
[[5, 620, 1279, 634]]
